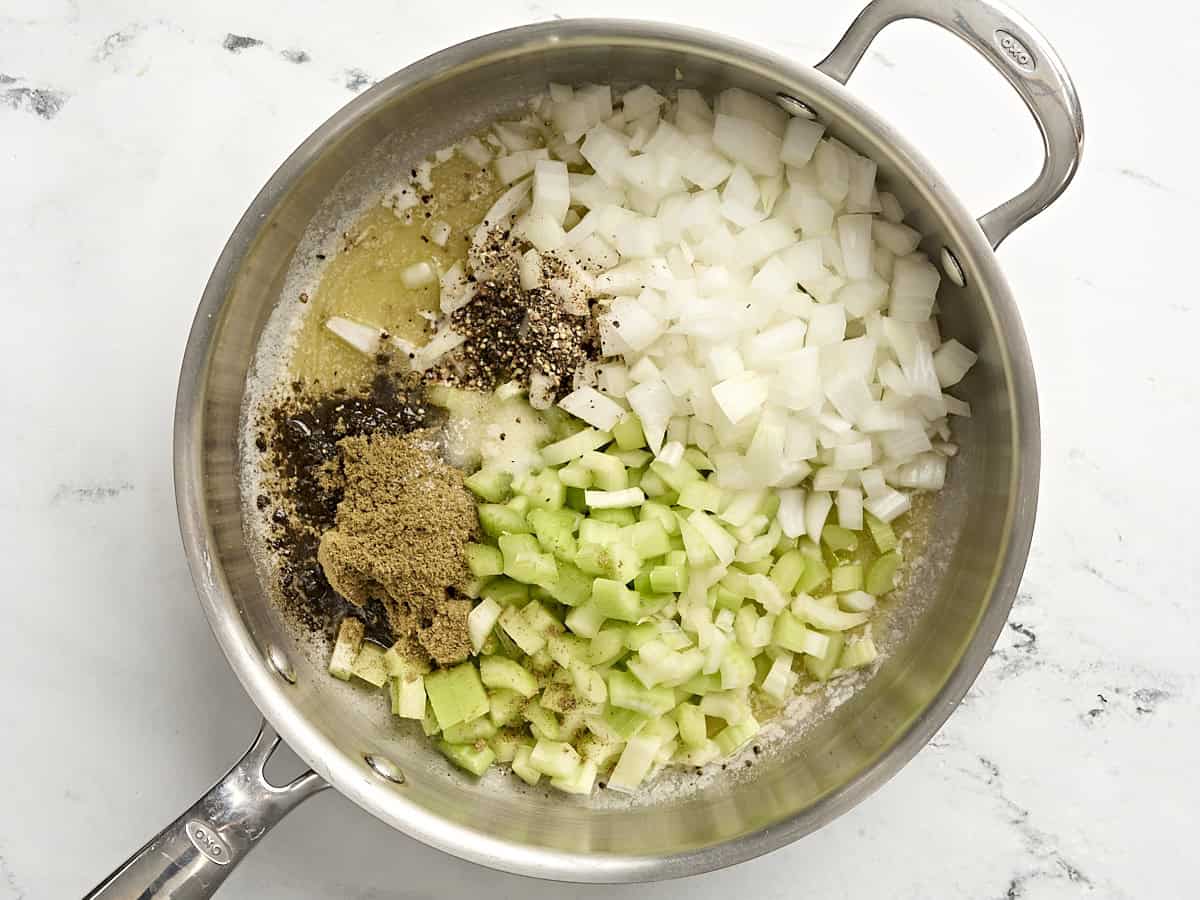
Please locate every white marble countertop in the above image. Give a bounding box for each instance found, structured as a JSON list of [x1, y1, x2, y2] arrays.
[[2, 0, 1195, 896]]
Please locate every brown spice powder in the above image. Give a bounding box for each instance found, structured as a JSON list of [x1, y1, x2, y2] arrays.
[[316, 431, 479, 667]]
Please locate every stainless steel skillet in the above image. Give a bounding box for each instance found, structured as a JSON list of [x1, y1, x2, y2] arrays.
[[88, 1, 1081, 894]]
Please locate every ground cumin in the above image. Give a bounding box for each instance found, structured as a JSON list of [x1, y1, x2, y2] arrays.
[[316, 430, 479, 667]]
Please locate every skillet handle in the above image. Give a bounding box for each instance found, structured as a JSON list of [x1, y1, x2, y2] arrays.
[[84, 720, 327, 899], [816, 0, 1083, 248]]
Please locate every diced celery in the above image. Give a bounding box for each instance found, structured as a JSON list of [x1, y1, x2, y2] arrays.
[[558, 461, 592, 488], [638, 469, 674, 499], [680, 672, 723, 695], [770, 549, 807, 594], [677, 480, 726, 513], [328, 617, 364, 682], [465, 468, 513, 503], [499, 605, 547, 655], [480, 655, 539, 698], [633, 571, 652, 594], [591, 579, 642, 622], [804, 630, 846, 681], [612, 414, 647, 450], [564, 601, 606, 639], [481, 576, 529, 608], [438, 740, 496, 776], [865, 512, 898, 553], [551, 758, 598, 795], [674, 739, 722, 767], [547, 633, 588, 668], [590, 704, 650, 740], [700, 690, 750, 723], [489, 728, 528, 763], [488, 688, 526, 727], [506, 495, 531, 516], [394, 674, 427, 719], [774, 533, 798, 555], [607, 735, 661, 793], [524, 703, 562, 741], [570, 661, 608, 704], [512, 744, 542, 785], [678, 516, 719, 567], [478, 503, 530, 537], [840, 636, 879, 668], [424, 662, 489, 730], [442, 716, 498, 744], [796, 556, 831, 594], [523, 470, 566, 510], [541, 428, 613, 466], [498, 532, 541, 560], [771, 610, 812, 654], [565, 486, 588, 512], [528, 508, 579, 561], [421, 702, 440, 736], [734, 605, 759, 649], [639, 500, 680, 534], [675, 703, 708, 748], [831, 563, 864, 593], [624, 621, 659, 650], [350, 642, 388, 687], [649, 564, 688, 594], [591, 506, 638, 525], [711, 585, 744, 613], [547, 560, 593, 607], [611, 448, 653, 467], [797, 537, 822, 559], [579, 450, 628, 491], [793, 593, 869, 631], [649, 458, 703, 492], [466, 543, 504, 578], [739, 556, 773, 575], [539, 682, 581, 714], [822, 524, 859, 553], [606, 670, 676, 716], [577, 733, 625, 770], [575, 540, 640, 583], [713, 715, 760, 755], [683, 447, 714, 471], [720, 645, 756, 690], [588, 629, 626, 666], [866, 551, 902, 595], [530, 739, 583, 778], [629, 519, 671, 558], [720, 569, 754, 598]]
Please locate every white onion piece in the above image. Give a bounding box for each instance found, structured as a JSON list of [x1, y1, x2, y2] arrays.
[[325, 316, 382, 355], [933, 339, 979, 387], [558, 386, 626, 431], [400, 261, 436, 288], [804, 491, 833, 543], [777, 488, 807, 537], [712, 372, 769, 424]]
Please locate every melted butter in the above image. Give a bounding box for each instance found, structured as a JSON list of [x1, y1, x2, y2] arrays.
[[289, 151, 502, 392]]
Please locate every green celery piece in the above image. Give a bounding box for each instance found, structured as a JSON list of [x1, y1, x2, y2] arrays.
[[437, 740, 495, 776], [547, 633, 589, 668], [664, 548, 688, 566], [511, 744, 542, 785], [632, 571, 652, 594], [865, 512, 898, 553], [676, 480, 725, 513], [629, 519, 671, 558], [797, 537, 823, 560], [504, 550, 558, 587], [804, 630, 846, 682], [488, 688, 526, 727], [639, 500, 680, 534], [648, 458, 703, 492], [734, 606, 759, 649], [528, 469, 566, 510], [772, 610, 811, 654], [591, 507, 637, 526], [579, 518, 624, 545], [796, 556, 831, 594], [424, 662, 489, 730], [612, 414, 647, 450], [739, 556, 773, 575], [478, 503, 530, 537], [650, 564, 688, 594], [541, 427, 613, 467], [499, 605, 546, 655], [840, 637, 879, 668], [564, 601, 606, 639], [623, 621, 658, 650], [488, 728, 528, 763], [591, 704, 649, 740], [524, 702, 562, 741], [720, 569, 754, 598], [350, 642, 388, 688], [713, 715, 760, 755], [831, 563, 864, 593], [770, 549, 807, 594], [679, 672, 723, 695], [866, 551, 902, 595], [822, 524, 859, 553], [675, 703, 708, 748], [464, 468, 512, 503], [638, 468, 671, 498], [577, 733, 625, 770], [720, 645, 756, 690], [529, 739, 582, 779], [606, 670, 676, 716], [466, 543, 504, 578], [498, 532, 541, 561], [421, 702, 440, 736], [682, 447, 714, 471], [638, 593, 671, 618], [528, 509, 578, 561], [328, 617, 364, 682], [506, 494, 531, 516], [591, 579, 642, 622], [546, 559, 593, 607], [480, 655, 539, 698], [711, 585, 744, 613], [442, 716, 498, 744], [558, 461, 593, 488], [581, 450, 628, 491], [521, 599, 561, 638], [481, 576, 529, 608], [773, 533, 799, 555], [587, 628, 627, 666], [611, 447, 653, 467], [759, 492, 781, 518], [539, 682, 581, 715], [565, 486, 588, 511]]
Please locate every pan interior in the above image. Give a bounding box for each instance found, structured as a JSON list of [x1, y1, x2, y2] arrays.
[[187, 23, 1029, 873]]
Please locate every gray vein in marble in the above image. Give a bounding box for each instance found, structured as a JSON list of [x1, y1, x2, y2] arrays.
[[223, 32, 263, 53], [0, 842, 24, 900], [96, 28, 140, 60], [1117, 167, 1168, 192], [1, 77, 68, 119], [51, 481, 134, 504], [343, 68, 372, 92], [872, 49, 896, 68], [282, 48, 311, 64]]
